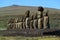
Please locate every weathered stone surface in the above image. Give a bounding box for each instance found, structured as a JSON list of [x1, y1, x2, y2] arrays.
[[24, 10, 30, 29], [37, 9, 43, 29], [15, 22, 23, 29], [33, 19, 38, 29], [43, 10, 50, 29], [8, 23, 16, 30], [37, 11, 41, 18], [38, 18, 43, 29], [25, 18, 30, 29], [30, 20, 33, 29], [43, 16, 48, 29], [23, 22, 26, 29], [30, 15, 34, 29]]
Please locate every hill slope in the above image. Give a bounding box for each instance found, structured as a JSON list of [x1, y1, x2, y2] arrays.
[[0, 5, 60, 16]]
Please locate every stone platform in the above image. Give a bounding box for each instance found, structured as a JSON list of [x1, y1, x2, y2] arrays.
[[0, 29, 60, 37]]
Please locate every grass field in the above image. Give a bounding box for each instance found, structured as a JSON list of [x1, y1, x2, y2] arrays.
[[0, 36, 60, 40]]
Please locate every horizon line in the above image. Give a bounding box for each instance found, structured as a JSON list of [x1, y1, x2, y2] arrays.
[[0, 5, 60, 10]]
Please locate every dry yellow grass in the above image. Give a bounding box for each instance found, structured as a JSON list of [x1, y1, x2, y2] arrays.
[[0, 36, 60, 40]]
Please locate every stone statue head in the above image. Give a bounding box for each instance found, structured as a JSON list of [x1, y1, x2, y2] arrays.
[[25, 10, 30, 17], [38, 6, 44, 12]]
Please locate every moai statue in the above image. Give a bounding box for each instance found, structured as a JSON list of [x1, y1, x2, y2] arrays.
[[7, 24, 13, 30], [43, 10, 50, 29], [22, 16, 26, 29], [7, 18, 15, 30], [37, 7, 44, 29], [12, 23, 16, 30], [33, 13, 38, 29], [19, 17, 23, 29], [30, 15, 34, 29], [13, 18, 17, 29], [25, 10, 30, 29], [11, 18, 16, 29], [16, 17, 23, 29]]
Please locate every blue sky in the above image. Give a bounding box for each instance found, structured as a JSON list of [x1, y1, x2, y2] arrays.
[[0, 0, 60, 9]]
